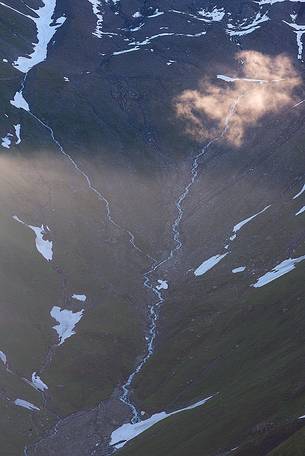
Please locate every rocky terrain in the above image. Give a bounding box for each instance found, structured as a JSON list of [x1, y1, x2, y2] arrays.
[[0, 0, 305, 455]]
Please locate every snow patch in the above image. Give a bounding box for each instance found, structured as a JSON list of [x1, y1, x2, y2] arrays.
[[72, 294, 87, 302], [112, 46, 140, 55], [12, 1, 66, 73], [10, 91, 30, 111], [111, 395, 213, 449], [14, 399, 40, 411], [296, 205, 305, 216], [232, 266, 246, 273], [257, 0, 305, 3], [14, 124, 21, 144], [112, 30, 206, 57], [194, 205, 269, 278], [293, 183, 305, 199], [283, 20, 305, 60], [88, 0, 104, 38], [1, 134, 12, 149], [50, 306, 84, 345], [13, 215, 53, 261], [197, 7, 225, 22], [226, 11, 269, 36], [229, 205, 270, 241], [31, 372, 48, 392], [252, 255, 305, 288], [0, 351, 7, 365], [217, 74, 283, 84], [147, 9, 164, 18], [156, 280, 168, 290], [194, 253, 228, 277]]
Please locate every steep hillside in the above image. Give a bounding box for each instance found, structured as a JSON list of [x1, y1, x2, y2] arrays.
[[0, 1, 304, 455]]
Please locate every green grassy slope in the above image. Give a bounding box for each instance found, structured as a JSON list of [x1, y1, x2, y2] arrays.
[[266, 427, 305, 456], [118, 266, 305, 456]]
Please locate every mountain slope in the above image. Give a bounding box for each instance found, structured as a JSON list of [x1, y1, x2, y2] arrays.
[[0, 1, 304, 455]]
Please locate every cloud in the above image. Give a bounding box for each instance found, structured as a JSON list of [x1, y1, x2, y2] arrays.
[[175, 51, 301, 146]]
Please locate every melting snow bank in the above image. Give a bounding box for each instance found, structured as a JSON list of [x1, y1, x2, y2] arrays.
[[14, 399, 40, 412], [13, 216, 53, 261], [50, 306, 84, 345], [12, 0, 66, 73], [111, 395, 213, 450], [252, 255, 305, 288]]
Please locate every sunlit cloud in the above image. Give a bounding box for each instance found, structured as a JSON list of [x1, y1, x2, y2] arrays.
[[175, 51, 301, 146]]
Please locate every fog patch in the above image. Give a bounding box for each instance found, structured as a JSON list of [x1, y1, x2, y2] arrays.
[[176, 51, 301, 146]]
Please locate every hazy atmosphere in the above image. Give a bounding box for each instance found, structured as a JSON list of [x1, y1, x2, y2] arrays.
[[0, 1, 305, 455]]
